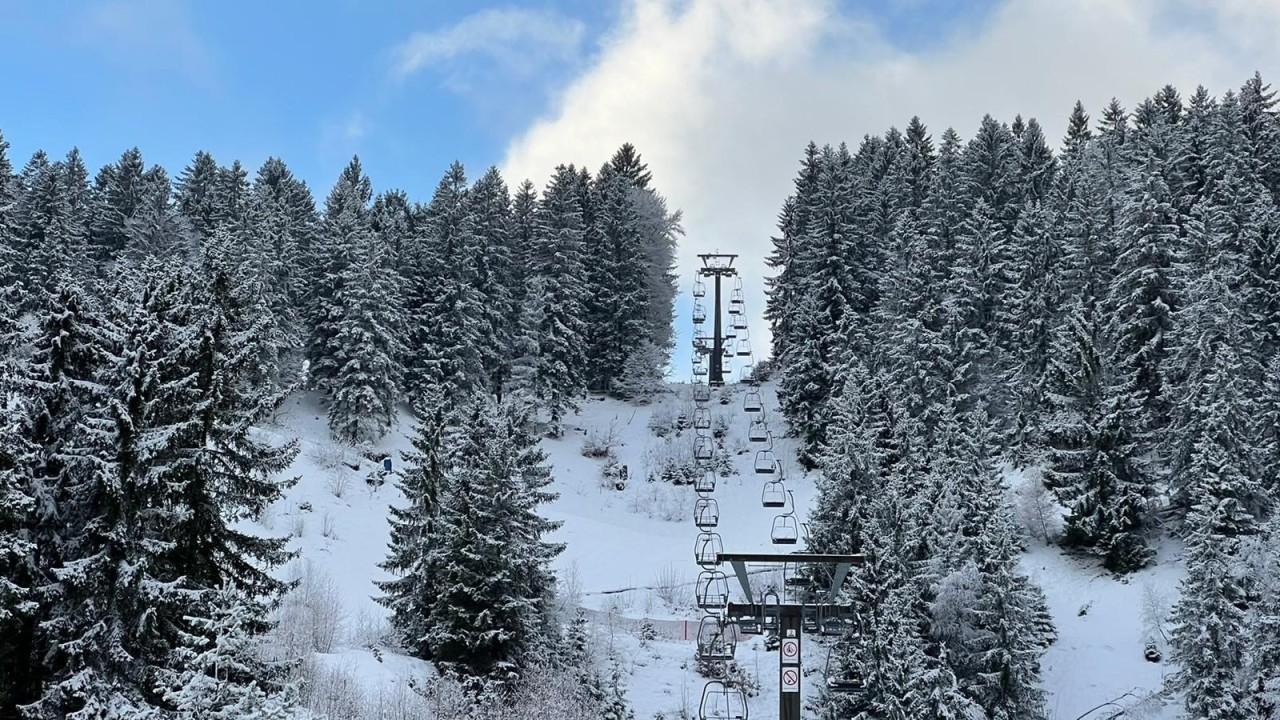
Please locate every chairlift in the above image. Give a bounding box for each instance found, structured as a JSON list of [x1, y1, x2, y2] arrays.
[[694, 497, 720, 529], [695, 570, 731, 610], [736, 339, 752, 357], [732, 313, 747, 330], [771, 515, 799, 545], [695, 436, 715, 462], [694, 406, 711, 430], [802, 605, 820, 634], [743, 391, 763, 414], [694, 532, 723, 567], [724, 326, 737, 342], [698, 680, 749, 720], [694, 279, 707, 298], [693, 362, 708, 377], [693, 383, 711, 403], [824, 641, 864, 693], [754, 450, 778, 475], [693, 303, 707, 324], [761, 481, 787, 508], [730, 287, 745, 303], [821, 608, 859, 637], [737, 364, 753, 383], [761, 590, 780, 632], [728, 299, 744, 316], [748, 420, 771, 444], [696, 616, 738, 662], [721, 344, 733, 360], [694, 469, 717, 494]]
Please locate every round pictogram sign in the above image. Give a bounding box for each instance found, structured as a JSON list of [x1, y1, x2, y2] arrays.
[[781, 637, 800, 664], [781, 667, 800, 693]]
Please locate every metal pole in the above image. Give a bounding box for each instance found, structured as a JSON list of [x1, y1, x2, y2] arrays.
[[711, 271, 724, 386]]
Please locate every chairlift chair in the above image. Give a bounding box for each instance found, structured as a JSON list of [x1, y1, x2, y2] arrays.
[[694, 497, 720, 529], [761, 480, 787, 508], [730, 287, 745, 303], [695, 436, 715, 462], [724, 325, 737, 342], [731, 313, 747, 330], [748, 420, 771, 444], [754, 449, 778, 475], [695, 570, 731, 610], [771, 514, 799, 545], [694, 469, 717, 494], [694, 532, 723, 567], [802, 605, 820, 634], [694, 406, 711, 430], [694, 279, 707, 298], [693, 303, 707, 324], [696, 616, 737, 662], [743, 391, 763, 414], [693, 362, 708, 377], [736, 339, 752, 357], [698, 680, 748, 720], [761, 589, 780, 633], [825, 642, 864, 693], [693, 383, 711, 403], [728, 299, 744, 316], [721, 344, 733, 360]]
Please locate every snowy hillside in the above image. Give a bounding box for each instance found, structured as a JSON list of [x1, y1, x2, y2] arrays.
[[253, 381, 1187, 720]]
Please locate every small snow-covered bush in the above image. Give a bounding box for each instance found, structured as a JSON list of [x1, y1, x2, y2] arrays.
[[583, 421, 619, 459], [647, 400, 677, 437], [626, 483, 685, 522], [1013, 475, 1060, 545]]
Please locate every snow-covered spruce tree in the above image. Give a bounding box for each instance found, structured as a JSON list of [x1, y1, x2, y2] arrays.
[[610, 340, 667, 402], [0, 131, 23, 326], [1243, 515, 1280, 716], [87, 147, 157, 268], [13, 276, 117, 712], [622, 155, 681, 359], [22, 265, 198, 719], [13, 151, 93, 307], [122, 168, 195, 265], [425, 397, 562, 691], [766, 142, 823, 366], [465, 167, 517, 400], [1170, 463, 1254, 720], [248, 156, 317, 386], [175, 150, 222, 242], [530, 164, 589, 437], [0, 383, 36, 714], [306, 156, 372, 396], [584, 163, 649, 396], [325, 224, 405, 443], [376, 395, 452, 660], [402, 162, 485, 411], [1040, 313, 1154, 572]]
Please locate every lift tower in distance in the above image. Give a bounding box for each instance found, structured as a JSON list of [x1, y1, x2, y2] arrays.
[[697, 253, 738, 387]]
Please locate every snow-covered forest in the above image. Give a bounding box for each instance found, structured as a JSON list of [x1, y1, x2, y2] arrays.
[[2, 72, 1280, 720]]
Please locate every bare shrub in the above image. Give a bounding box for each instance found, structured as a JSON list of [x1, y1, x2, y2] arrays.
[[296, 657, 364, 720], [325, 471, 352, 499], [321, 512, 338, 539], [289, 515, 306, 539], [347, 607, 395, 650], [1013, 476, 1060, 545], [653, 563, 687, 609], [647, 400, 676, 437], [625, 483, 685, 522], [273, 561, 346, 657]]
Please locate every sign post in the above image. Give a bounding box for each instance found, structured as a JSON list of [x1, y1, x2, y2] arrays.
[[779, 605, 802, 720]]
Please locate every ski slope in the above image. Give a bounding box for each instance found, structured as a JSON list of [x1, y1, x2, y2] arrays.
[[252, 382, 1187, 719]]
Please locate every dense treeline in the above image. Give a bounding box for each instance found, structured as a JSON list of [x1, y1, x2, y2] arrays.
[[770, 75, 1280, 718], [0, 137, 673, 717]]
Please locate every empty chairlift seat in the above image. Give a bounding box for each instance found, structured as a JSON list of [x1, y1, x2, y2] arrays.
[[699, 680, 749, 720], [754, 449, 778, 475], [694, 406, 711, 430], [694, 469, 717, 493], [695, 436, 715, 462], [732, 313, 747, 330], [693, 361, 708, 377], [825, 642, 865, 693], [694, 531, 723, 567], [771, 514, 799, 545], [693, 383, 711, 403], [694, 497, 720, 529], [743, 391, 763, 414], [693, 279, 707, 298], [748, 420, 771, 444], [736, 339, 752, 357], [693, 302, 707, 324], [761, 481, 787, 508], [695, 570, 731, 609]]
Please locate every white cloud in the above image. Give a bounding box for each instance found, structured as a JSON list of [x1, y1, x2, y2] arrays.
[[392, 7, 586, 80], [77, 0, 214, 85], [499, 0, 1280, 369]]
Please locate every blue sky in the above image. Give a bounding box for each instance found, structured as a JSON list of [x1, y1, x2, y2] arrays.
[[0, 0, 995, 198]]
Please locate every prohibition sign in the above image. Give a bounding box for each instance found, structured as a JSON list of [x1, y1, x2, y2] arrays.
[[781, 667, 800, 693], [781, 637, 800, 664]]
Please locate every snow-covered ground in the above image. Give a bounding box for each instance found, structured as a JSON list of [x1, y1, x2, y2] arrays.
[[251, 383, 1187, 719]]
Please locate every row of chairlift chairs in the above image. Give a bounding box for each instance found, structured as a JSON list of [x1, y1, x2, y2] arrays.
[[690, 275, 865, 717]]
